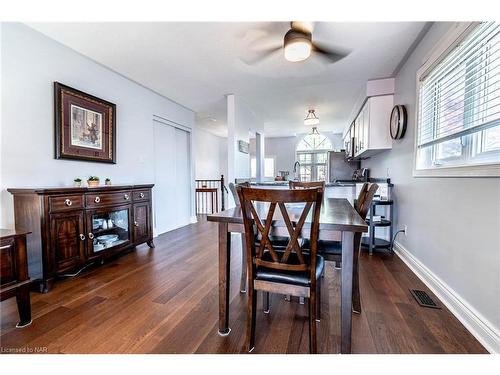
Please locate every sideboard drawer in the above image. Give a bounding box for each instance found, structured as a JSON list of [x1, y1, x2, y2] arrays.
[[133, 190, 150, 201], [86, 191, 132, 207], [49, 195, 84, 212], [0, 238, 16, 286]]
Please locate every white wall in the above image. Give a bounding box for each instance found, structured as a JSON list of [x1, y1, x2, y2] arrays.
[[0, 23, 195, 230], [194, 126, 227, 180], [361, 22, 500, 352], [226, 94, 264, 204]]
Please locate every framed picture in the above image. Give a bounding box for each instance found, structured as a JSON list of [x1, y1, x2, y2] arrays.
[[54, 82, 116, 163], [238, 140, 249, 154]]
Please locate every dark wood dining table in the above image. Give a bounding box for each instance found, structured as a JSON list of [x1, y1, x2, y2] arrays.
[[207, 197, 368, 353]]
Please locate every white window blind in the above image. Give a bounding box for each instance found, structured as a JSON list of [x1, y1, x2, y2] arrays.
[[417, 22, 500, 150]]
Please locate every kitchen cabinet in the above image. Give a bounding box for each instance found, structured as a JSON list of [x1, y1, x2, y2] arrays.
[[346, 94, 394, 159], [343, 126, 353, 159], [8, 184, 154, 292]]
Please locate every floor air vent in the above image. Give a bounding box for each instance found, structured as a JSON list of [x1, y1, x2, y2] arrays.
[[409, 289, 441, 309]]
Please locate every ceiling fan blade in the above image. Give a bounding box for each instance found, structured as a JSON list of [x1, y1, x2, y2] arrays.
[[240, 45, 282, 65], [312, 42, 350, 63]]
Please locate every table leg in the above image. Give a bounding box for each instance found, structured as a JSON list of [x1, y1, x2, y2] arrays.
[[15, 284, 32, 328], [341, 231, 354, 354], [218, 222, 231, 336]]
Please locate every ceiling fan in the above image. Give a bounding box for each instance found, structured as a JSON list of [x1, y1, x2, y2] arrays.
[[243, 22, 350, 64]]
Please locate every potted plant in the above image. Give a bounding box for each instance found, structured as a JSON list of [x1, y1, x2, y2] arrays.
[[105, 178, 112, 186], [73, 178, 82, 187], [87, 176, 100, 187]]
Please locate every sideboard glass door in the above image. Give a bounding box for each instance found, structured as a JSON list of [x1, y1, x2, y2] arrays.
[[88, 206, 131, 256]]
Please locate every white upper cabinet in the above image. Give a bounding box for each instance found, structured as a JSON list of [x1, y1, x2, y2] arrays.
[[342, 78, 395, 160], [351, 94, 394, 159]]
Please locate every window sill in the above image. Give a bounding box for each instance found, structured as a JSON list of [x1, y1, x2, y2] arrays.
[[413, 163, 500, 177]]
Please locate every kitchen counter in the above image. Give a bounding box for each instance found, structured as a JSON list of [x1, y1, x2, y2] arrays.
[[250, 181, 289, 186], [250, 181, 360, 188]]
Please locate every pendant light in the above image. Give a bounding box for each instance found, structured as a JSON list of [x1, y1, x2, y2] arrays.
[[310, 126, 320, 135], [304, 109, 319, 126]]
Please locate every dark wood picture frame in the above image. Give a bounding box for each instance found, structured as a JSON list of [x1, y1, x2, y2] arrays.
[[54, 82, 116, 163]]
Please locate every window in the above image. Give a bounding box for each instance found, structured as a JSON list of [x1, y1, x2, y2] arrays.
[[251, 157, 275, 178], [415, 22, 500, 176], [296, 131, 332, 181]]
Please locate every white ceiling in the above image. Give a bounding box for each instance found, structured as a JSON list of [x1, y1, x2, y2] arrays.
[[28, 22, 427, 137]]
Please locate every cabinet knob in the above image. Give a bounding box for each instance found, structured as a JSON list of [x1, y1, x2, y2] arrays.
[[88, 233, 94, 240], [139, 192, 145, 199], [64, 199, 72, 206], [94, 196, 101, 203], [79, 234, 86, 241], [124, 194, 130, 200], [134, 221, 139, 227]]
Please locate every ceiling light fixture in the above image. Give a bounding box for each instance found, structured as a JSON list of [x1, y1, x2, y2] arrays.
[[310, 126, 320, 135], [284, 29, 312, 62], [304, 109, 319, 126]]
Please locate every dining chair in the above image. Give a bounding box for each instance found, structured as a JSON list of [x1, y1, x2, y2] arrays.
[[228, 182, 251, 293], [237, 186, 324, 353], [303, 182, 378, 314], [354, 182, 370, 212], [228, 182, 290, 299], [287, 180, 326, 305]]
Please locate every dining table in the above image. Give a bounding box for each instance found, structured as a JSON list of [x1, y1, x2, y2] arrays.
[[207, 197, 368, 354]]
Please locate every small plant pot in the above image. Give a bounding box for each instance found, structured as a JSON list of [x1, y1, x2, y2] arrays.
[[105, 180, 112, 186], [73, 181, 82, 187], [87, 180, 100, 188]]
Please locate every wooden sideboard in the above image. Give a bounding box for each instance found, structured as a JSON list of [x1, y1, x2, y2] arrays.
[[0, 229, 32, 327], [8, 184, 154, 292]]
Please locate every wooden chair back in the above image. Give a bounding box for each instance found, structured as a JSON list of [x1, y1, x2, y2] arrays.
[[354, 182, 369, 211], [228, 181, 250, 206], [356, 183, 378, 219], [288, 180, 325, 190], [236, 187, 323, 275]]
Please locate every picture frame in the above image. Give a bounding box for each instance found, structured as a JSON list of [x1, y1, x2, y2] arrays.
[[238, 140, 249, 154], [54, 82, 116, 163]]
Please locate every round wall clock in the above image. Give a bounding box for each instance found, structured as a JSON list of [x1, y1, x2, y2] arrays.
[[390, 104, 407, 140]]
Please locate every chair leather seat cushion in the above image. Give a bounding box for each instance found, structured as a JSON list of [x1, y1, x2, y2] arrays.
[[303, 239, 342, 256], [255, 251, 324, 287]]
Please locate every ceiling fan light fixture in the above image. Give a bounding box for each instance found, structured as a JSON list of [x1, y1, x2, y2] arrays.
[[284, 39, 312, 62], [304, 109, 319, 126], [284, 29, 312, 62]]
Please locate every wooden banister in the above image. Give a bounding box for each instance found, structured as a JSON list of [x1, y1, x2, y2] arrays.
[[195, 175, 227, 214]]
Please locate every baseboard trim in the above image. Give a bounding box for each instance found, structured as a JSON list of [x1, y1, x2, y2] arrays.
[[393, 241, 499, 354]]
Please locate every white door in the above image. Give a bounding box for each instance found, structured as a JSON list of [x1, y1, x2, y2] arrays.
[[153, 119, 192, 235]]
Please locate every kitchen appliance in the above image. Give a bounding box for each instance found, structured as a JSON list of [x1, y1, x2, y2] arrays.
[[278, 171, 290, 180], [329, 151, 360, 183], [352, 168, 368, 182]]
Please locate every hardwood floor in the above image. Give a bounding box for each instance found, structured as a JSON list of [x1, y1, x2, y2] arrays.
[[0, 218, 487, 354]]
